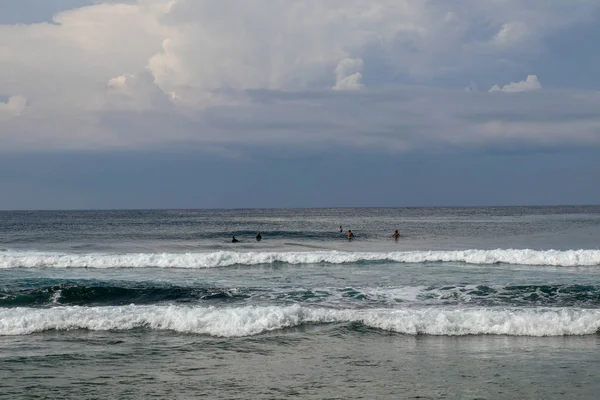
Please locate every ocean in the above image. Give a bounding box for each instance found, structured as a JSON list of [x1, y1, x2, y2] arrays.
[[1, 206, 600, 399]]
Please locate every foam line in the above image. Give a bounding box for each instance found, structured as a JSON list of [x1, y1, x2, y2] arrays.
[[1, 305, 599, 337], [1, 249, 599, 268]]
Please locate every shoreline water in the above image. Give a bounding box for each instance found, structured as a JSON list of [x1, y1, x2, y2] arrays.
[[3, 329, 600, 399]]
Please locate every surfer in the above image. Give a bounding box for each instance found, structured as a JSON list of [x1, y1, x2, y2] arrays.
[[232, 236, 239, 243], [256, 232, 262, 242], [347, 230, 354, 241], [393, 230, 400, 240], [338, 225, 343, 233]]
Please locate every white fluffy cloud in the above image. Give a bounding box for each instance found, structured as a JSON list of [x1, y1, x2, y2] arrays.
[[0, 0, 599, 152], [489, 75, 542, 93], [0, 95, 27, 119], [333, 58, 364, 91]]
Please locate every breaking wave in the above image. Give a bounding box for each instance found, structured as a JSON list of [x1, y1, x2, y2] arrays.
[[1, 305, 599, 337], [1, 249, 600, 269]]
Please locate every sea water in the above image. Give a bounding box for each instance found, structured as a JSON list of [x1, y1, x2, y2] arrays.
[[1, 207, 600, 399]]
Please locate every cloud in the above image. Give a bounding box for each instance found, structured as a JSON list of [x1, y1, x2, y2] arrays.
[[106, 71, 173, 111], [0, 0, 599, 153], [333, 58, 364, 91], [2, 1, 595, 106], [493, 22, 529, 47], [0, 95, 27, 119], [489, 75, 542, 93], [0, 2, 169, 111], [5, 85, 600, 154]]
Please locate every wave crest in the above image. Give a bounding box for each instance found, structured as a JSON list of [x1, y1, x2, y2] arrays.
[[1, 305, 599, 337], [1, 249, 599, 269]]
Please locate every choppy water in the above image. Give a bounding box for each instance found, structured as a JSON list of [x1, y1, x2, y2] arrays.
[[1, 207, 600, 399]]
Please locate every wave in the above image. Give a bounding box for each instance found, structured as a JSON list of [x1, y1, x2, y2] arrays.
[[3, 282, 600, 308], [1, 305, 599, 337], [0, 283, 246, 307], [1, 249, 599, 269], [417, 284, 600, 307]]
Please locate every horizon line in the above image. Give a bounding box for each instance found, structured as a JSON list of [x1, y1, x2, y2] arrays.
[[1, 204, 598, 213]]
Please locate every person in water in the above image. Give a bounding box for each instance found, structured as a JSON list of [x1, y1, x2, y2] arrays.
[[256, 232, 262, 241], [393, 230, 400, 240], [338, 225, 343, 233], [232, 236, 239, 243], [347, 230, 354, 240]]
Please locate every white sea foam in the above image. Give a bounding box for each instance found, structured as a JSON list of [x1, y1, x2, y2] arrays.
[[1, 305, 599, 337], [1, 249, 599, 269], [50, 289, 62, 304], [362, 286, 427, 303]]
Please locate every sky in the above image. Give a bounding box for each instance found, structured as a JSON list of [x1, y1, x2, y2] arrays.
[[1, 0, 600, 209]]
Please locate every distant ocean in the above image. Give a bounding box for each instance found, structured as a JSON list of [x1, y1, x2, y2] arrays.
[[2, 207, 600, 399]]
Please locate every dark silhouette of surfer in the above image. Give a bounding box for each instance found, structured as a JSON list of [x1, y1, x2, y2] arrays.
[[232, 236, 239, 243], [256, 232, 262, 242]]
